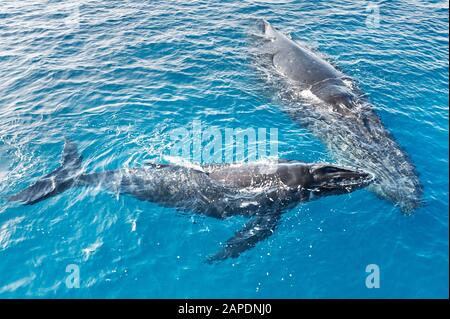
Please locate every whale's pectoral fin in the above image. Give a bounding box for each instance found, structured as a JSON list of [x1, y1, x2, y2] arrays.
[[207, 212, 281, 263]]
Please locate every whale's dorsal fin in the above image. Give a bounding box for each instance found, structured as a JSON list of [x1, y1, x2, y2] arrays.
[[143, 162, 170, 169], [144, 162, 208, 176], [277, 158, 305, 164], [207, 212, 282, 263]]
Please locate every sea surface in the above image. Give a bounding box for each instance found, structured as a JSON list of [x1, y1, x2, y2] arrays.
[[0, 0, 448, 298]]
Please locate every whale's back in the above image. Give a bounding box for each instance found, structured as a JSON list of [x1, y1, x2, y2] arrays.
[[263, 21, 343, 87]]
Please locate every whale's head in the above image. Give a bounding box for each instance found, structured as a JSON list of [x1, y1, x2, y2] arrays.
[[312, 83, 356, 111], [328, 90, 355, 109], [307, 164, 374, 197]]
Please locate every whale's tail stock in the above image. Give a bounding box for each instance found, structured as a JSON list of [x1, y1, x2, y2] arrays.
[[8, 139, 82, 205]]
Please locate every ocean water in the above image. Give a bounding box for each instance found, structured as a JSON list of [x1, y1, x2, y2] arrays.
[[0, 0, 448, 298]]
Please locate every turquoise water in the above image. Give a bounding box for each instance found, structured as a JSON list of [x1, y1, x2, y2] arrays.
[[0, 0, 448, 298]]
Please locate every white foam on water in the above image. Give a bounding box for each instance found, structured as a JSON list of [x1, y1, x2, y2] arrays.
[[82, 239, 103, 261], [239, 201, 259, 208], [343, 79, 354, 89], [160, 155, 205, 172], [0, 216, 25, 250], [299, 88, 322, 103]]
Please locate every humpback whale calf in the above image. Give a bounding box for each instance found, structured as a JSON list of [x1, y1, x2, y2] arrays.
[[9, 139, 373, 261], [257, 20, 422, 213]]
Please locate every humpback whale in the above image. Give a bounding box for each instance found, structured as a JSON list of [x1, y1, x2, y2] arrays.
[[9, 139, 373, 261], [257, 20, 422, 213]]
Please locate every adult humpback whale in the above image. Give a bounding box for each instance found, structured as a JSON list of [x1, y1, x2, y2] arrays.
[[257, 20, 422, 213], [9, 139, 373, 261]]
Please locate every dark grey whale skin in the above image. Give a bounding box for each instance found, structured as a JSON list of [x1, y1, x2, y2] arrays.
[[9, 140, 372, 262], [259, 20, 422, 213]]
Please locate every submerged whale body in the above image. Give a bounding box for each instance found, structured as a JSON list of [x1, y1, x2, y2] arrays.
[[9, 139, 373, 262], [258, 20, 422, 213]]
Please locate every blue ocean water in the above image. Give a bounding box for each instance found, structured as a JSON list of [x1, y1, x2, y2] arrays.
[[0, 0, 448, 298]]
